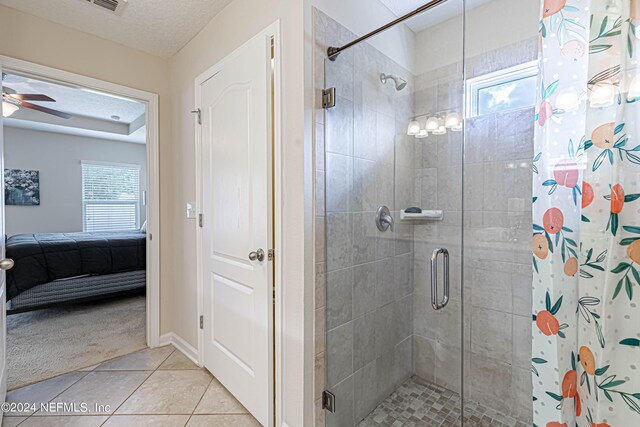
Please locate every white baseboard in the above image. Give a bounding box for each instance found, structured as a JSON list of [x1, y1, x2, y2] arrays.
[[159, 332, 200, 367]]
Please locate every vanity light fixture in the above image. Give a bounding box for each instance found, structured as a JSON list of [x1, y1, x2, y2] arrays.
[[628, 75, 640, 101], [556, 87, 580, 112], [432, 125, 447, 135], [425, 116, 439, 131], [444, 112, 460, 129], [416, 129, 429, 139], [589, 82, 615, 108], [407, 110, 462, 138], [407, 120, 421, 135]]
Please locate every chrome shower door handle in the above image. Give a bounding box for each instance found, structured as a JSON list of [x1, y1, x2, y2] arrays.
[[430, 248, 449, 310]]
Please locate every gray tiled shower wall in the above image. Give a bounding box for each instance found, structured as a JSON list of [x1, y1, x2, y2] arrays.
[[313, 7, 538, 426], [319, 13, 418, 427], [466, 38, 537, 424]]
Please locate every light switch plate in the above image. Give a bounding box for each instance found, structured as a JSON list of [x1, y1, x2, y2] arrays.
[[186, 203, 197, 219]]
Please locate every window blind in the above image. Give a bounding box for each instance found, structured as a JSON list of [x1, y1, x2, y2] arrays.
[[82, 162, 140, 232]]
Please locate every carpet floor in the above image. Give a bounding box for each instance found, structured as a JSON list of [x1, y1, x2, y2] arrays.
[[6, 295, 146, 390]]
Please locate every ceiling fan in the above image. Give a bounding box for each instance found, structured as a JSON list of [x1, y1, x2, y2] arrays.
[[2, 73, 72, 119]]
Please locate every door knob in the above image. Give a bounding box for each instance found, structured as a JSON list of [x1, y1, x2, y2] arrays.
[[0, 258, 14, 270], [248, 249, 265, 262]]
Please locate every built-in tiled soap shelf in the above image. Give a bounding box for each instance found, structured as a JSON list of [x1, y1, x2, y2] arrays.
[[400, 209, 444, 221]]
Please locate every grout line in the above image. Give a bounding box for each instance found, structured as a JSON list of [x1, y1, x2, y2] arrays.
[[9, 346, 175, 425], [101, 346, 177, 424], [185, 372, 214, 427], [10, 345, 257, 426], [7, 366, 92, 394], [8, 369, 93, 420]]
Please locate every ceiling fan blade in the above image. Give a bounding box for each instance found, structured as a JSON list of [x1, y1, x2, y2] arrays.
[[19, 101, 72, 119], [10, 94, 56, 102]]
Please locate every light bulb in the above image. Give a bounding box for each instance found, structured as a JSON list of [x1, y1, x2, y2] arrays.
[[589, 82, 615, 108], [2, 101, 18, 118], [433, 126, 447, 135], [444, 112, 460, 129], [425, 116, 439, 131], [407, 120, 421, 136], [628, 75, 640, 100], [556, 87, 580, 111], [415, 129, 428, 139]]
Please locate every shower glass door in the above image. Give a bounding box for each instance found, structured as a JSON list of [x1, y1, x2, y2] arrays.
[[461, 1, 538, 425], [321, 2, 465, 425]]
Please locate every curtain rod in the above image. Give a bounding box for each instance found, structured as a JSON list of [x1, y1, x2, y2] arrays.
[[327, 0, 449, 61]]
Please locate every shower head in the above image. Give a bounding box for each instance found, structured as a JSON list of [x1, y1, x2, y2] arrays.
[[380, 73, 407, 91]]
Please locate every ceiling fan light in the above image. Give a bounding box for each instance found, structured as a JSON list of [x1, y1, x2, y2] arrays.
[[2, 101, 18, 118]]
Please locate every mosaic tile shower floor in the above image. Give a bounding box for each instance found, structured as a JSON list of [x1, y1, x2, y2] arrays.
[[357, 376, 529, 427]]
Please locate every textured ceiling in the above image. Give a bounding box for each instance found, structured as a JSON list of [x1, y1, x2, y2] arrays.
[[0, 0, 233, 58], [378, 0, 493, 32]]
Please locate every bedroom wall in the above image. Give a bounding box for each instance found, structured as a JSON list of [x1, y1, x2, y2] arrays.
[[3, 127, 147, 236]]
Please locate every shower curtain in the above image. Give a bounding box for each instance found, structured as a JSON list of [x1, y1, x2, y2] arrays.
[[533, 0, 640, 426]]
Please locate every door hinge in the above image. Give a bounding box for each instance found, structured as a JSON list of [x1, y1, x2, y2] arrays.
[[268, 249, 274, 261], [322, 88, 336, 109], [191, 108, 201, 125], [199, 315, 204, 329], [322, 390, 336, 413], [198, 214, 203, 228]]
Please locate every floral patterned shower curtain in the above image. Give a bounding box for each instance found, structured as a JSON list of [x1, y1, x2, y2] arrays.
[[533, 0, 640, 426]]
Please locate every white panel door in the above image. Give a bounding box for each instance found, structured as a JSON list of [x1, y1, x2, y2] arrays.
[[0, 65, 9, 419], [199, 34, 273, 426]]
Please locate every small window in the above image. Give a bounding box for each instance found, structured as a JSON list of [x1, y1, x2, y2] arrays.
[[466, 60, 538, 117], [82, 161, 141, 232]]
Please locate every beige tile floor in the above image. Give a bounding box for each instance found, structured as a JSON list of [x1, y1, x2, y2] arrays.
[[2, 346, 260, 427]]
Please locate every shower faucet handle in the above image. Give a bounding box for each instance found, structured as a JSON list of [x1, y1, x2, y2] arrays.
[[382, 213, 394, 232], [375, 206, 394, 232]]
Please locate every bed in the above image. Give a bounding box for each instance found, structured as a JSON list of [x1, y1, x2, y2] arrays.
[[5, 231, 146, 313]]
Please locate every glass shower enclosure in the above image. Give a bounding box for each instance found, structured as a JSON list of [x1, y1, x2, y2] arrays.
[[319, 0, 536, 425]]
